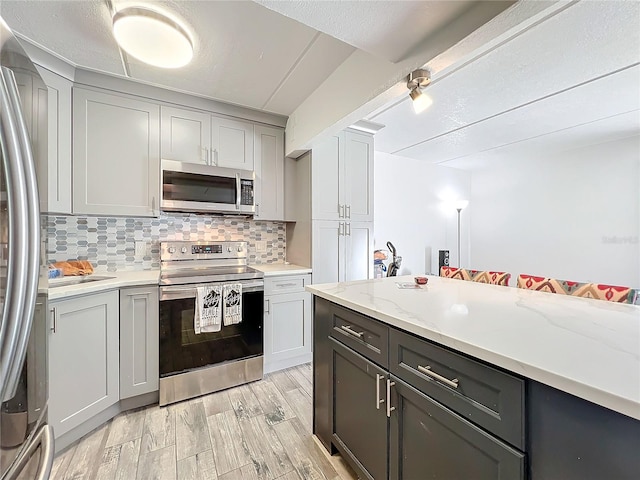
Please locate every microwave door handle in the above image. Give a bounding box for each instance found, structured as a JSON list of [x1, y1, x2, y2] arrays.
[[236, 173, 241, 210]]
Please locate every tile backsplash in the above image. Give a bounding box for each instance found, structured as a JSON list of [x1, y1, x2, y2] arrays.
[[45, 213, 286, 272]]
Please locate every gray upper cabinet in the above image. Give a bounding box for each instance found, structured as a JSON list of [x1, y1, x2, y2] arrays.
[[343, 131, 374, 222], [73, 87, 160, 217], [119, 286, 159, 399], [254, 124, 284, 221], [14, 67, 72, 214], [160, 105, 210, 165], [312, 130, 373, 222], [36, 67, 72, 214], [312, 133, 343, 221], [211, 115, 254, 170], [48, 291, 119, 438]]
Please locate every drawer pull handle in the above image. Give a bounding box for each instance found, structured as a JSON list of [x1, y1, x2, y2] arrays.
[[417, 365, 459, 389], [276, 283, 297, 288], [376, 374, 385, 409], [386, 379, 396, 417], [340, 325, 363, 338]]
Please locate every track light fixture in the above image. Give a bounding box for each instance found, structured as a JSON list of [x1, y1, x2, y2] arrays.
[[407, 69, 432, 114]]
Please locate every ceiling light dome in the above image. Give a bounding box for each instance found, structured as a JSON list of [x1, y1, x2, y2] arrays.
[[113, 7, 193, 69]]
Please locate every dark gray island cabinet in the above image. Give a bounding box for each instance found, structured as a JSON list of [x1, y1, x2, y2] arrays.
[[312, 297, 640, 480]]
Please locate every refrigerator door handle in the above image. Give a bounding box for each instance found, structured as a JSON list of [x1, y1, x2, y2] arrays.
[[1, 424, 55, 480], [0, 67, 41, 402]]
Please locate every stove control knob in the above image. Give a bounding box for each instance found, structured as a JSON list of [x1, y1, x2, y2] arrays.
[[168, 247, 176, 254], [237, 246, 243, 252], [181, 247, 188, 254], [227, 247, 232, 252]]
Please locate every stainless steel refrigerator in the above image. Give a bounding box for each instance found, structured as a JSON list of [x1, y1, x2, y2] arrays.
[[1, 17, 54, 480]]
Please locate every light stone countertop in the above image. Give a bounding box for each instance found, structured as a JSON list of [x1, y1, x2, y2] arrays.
[[250, 263, 312, 277], [46, 270, 160, 300], [306, 274, 640, 421]]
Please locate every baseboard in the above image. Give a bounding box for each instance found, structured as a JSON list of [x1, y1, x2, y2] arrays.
[[53, 391, 158, 454], [264, 352, 313, 374]]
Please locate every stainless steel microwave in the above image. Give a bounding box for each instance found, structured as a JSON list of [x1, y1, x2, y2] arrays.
[[161, 159, 255, 215]]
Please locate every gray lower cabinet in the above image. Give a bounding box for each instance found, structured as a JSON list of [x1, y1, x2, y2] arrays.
[[119, 286, 159, 399], [264, 274, 312, 373], [389, 377, 524, 480], [48, 291, 119, 438], [316, 297, 525, 480], [330, 337, 388, 480]]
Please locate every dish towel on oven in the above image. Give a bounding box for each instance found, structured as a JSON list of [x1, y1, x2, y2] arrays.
[[195, 285, 222, 334], [223, 283, 243, 326]]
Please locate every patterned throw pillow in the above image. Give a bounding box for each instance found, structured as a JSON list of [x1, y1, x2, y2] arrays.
[[440, 266, 471, 281], [517, 274, 638, 304], [573, 283, 637, 304], [470, 270, 511, 286]]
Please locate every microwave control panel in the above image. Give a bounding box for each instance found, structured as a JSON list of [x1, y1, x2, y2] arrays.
[[240, 180, 254, 206]]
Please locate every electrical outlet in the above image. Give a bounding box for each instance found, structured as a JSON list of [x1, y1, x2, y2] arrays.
[[256, 240, 267, 253], [135, 241, 147, 257]]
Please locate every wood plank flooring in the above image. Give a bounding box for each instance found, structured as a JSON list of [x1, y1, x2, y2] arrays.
[[50, 364, 356, 480]]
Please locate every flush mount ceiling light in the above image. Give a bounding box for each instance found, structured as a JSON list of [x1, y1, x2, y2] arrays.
[[112, 7, 193, 68], [407, 68, 432, 114]]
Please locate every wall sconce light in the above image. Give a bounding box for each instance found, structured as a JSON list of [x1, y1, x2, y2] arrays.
[[407, 69, 432, 114], [113, 7, 193, 68]]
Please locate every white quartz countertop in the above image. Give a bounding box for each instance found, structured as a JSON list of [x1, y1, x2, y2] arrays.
[[250, 263, 312, 277], [47, 270, 160, 300], [306, 275, 640, 420]]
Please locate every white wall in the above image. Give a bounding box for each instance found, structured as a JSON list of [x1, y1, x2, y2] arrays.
[[374, 152, 471, 275], [469, 135, 640, 287]]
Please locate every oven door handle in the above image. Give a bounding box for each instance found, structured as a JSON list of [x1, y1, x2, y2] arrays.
[[160, 281, 264, 300]]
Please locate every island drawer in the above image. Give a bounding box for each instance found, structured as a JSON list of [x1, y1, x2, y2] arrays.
[[389, 328, 525, 450], [329, 303, 388, 368], [265, 274, 310, 295]]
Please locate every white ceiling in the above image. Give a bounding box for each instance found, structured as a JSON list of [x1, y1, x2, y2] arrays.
[[0, 0, 357, 115], [369, 0, 640, 170], [0, 0, 509, 118], [254, 0, 483, 63]]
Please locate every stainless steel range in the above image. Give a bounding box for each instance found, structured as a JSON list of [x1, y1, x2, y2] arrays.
[[159, 241, 264, 406]]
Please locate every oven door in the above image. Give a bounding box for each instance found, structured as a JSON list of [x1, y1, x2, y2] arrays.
[[159, 280, 263, 378]]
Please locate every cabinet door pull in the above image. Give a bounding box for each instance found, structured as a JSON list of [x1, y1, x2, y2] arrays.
[[202, 147, 208, 165], [265, 299, 270, 314], [50, 307, 57, 333], [346, 204, 351, 219], [338, 222, 344, 236], [376, 374, 385, 409], [417, 365, 459, 389], [386, 379, 396, 417], [346, 223, 351, 236], [340, 325, 363, 338], [212, 148, 218, 166], [339, 204, 345, 218], [255, 203, 260, 217]]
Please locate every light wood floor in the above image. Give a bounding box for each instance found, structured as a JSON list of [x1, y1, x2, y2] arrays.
[[50, 364, 356, 480]]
